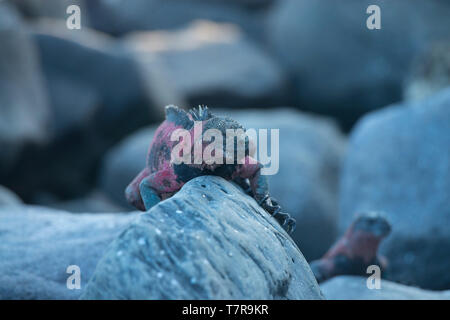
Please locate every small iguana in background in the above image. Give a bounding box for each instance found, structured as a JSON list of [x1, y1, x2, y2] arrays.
[[125, 105, 296, 233], [310, 212, 391, 283]]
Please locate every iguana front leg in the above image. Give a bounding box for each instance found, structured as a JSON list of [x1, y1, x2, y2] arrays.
[[125, 167, 150, 211], [140, 167, 184, 211], [234, 157, 296, 234]]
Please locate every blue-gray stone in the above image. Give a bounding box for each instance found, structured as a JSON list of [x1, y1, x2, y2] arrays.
[[82, 176, 323, 300]]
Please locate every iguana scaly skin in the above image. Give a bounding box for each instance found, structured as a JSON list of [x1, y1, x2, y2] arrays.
[[125, 105, 295, 233]]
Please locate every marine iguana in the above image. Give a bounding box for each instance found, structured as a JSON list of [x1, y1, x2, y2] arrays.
[[310, 212, 391, 283], [125, 105, 295, 233]]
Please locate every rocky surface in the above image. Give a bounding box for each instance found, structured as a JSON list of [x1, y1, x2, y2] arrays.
[[321, 276, 450, 300], [340, 88, 450, 290], [268, 0, 450, 129], [0, 206, 138, 299], [0, 2, 50, 173], [81, 176, 323, 299], [99, 109, 346, 260], [124, 21, 289, 110], [0, 185, 23, 206], [404, 42, 450, 101]]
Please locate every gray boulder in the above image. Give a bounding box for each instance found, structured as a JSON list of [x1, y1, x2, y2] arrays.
[[0, 206, 138, 299], [0, 185, 22, 206], [82, 176, 323, 299], [0, 2, 50, 173], [321, 276, 450, 300], [268, 0, 450, 128], [123, 21, 289, 109], [99, 109, 346, 260], [340, 88, 450, 290]]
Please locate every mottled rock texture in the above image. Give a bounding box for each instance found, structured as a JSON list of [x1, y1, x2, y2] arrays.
[[82, 176, 323, 299]]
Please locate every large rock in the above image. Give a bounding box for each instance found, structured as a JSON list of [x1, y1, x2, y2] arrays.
[[123, 21, 289, 109], [99, 109, 346, 260], [82, 176, 323, 299], [340, 88, 450, 290], [0, 2, 50, 173], [0, 206, 138, 299], [321, 276, 450, 300], [268, 0, 450, 129]]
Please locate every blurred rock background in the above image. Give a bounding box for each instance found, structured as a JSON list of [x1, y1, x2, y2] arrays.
[[0, 0, 449, 298]]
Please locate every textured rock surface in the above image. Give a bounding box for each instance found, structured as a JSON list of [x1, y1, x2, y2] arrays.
[[0, 2, 50, 173], [124, 21, 289, 109], [0, 206, 137, 299], [82, 176, 323, 300], [0, 185, 22, 206], [268, 0, 450, 128], [100, 109, 346, 260], [340, 88, 450, 290], [321, 276, 450, 300]]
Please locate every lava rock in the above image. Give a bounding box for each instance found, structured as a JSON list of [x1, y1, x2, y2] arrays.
[[99, 109, 346, 260], [0, 185, 22, 206], [82, 176, 323, 300], [340, 88, 450, 290], [123, 21, 289, 109], [0, 206, 138, 299], [404, 42, 450, 101], [321, 276, 450, 300], [268, 0, 450, 129], [0, 2, 50, 173]]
